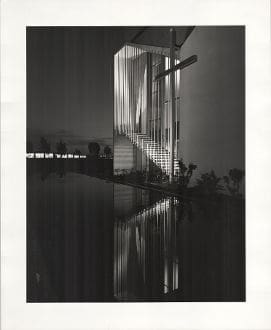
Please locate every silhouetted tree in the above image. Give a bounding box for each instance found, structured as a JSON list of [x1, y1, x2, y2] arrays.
[[56, 140, 67, 155], [74, 149, 82, 155], [196, 170, 224, 195], [27, 140, 33, 153], [223, 168, 245, 196], [177, 159, 197, 189], [88, 142, 100, 157], [39, 137, 50, 153], [104, 145, 112, 157]]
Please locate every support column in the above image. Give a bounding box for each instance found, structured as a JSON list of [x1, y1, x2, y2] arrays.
[[169, 28, 176, 183], [146, 52, 153, 181], [146, 53, 152, 136]]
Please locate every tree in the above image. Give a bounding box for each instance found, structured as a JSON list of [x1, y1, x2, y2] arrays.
[[223, 168, 245, 196], [88, 142, 100, 157], [39, 137, 50, 153], [196, 170, 224, 195], [56, 140, 67, 155], [177, 159, 197, 189], [74, 149, 82, 155], [104, 145, 112, 157]]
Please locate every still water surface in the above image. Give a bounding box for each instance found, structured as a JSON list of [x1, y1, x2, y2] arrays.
[[27, 171, 245, 302]]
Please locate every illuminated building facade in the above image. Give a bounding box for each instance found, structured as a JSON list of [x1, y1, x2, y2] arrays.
[[113, 38, 186, 179], [114, 26, 245, 186]]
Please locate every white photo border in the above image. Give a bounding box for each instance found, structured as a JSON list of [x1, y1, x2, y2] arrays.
[[1, 0, 271, 329]]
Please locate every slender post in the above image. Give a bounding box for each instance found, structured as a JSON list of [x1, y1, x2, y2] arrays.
[[169, 28, 176, 183], [146, 52, 152, 181]]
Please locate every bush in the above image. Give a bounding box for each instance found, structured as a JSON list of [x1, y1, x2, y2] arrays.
[[196, 170, 224, 195], [223, 168, 245, 196]]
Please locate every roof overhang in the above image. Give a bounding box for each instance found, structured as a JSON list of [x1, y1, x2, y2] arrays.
[[125, 42, 181, 60], [114, 26, 195, 58]]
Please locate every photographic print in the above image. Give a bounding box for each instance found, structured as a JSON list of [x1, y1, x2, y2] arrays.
[[26, 26, 245, 302]]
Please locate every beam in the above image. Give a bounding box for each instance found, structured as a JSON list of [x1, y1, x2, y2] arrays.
[[126, 42, 181, 60], [169, 28, 176, 183], [154, 55, 197, 81], [130, 27, 149, 43]]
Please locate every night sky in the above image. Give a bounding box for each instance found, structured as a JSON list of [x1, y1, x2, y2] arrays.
[[27, 26, 140, 153], [27, 26, 244, 175]]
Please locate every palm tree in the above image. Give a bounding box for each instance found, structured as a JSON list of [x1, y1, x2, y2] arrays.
[[177, 159, 197, 189], [196, 170, 224, 195], [74, 149, 82, 155], [223, 168, 245, 196], [104, 145, 112, 158], [88, 142, 100, 157], [56, 140, 67, 155]]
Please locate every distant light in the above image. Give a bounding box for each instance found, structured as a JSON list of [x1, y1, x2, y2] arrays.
[[26, 153, 34, 158], [26, 153, 88, 159], [45, 153, 54, 158]]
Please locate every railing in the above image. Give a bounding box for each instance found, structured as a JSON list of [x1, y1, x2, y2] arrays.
[[126, 132, 180, 176]]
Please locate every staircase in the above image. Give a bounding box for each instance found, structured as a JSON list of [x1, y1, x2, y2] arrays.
[[126, 132, 180, 176], [129, 196, 179, 223]]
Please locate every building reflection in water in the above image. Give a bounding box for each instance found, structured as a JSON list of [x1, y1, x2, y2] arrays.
[[114, 196, 180, 301]]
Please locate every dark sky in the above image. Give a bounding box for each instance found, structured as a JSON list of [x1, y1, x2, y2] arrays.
[[27, 26, 140, 153], [27, 26, 244, 174]]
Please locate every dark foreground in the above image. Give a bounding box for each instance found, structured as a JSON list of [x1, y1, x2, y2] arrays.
[[27, 160, 245, 302]]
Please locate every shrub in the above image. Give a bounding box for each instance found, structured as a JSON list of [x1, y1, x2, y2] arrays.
[[196, 170, 224, 195], [223, 168, 245, 196]]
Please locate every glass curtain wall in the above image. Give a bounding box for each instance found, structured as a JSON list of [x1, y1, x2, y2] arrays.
[[114, 44, 182, 173], [114, 45, 148, 137], [160, 57, 181, 157]]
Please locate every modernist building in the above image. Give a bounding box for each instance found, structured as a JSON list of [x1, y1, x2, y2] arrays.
[[113, 26, 245, 301], [113, 28, 195, 181], [114, 26, 245, 185]]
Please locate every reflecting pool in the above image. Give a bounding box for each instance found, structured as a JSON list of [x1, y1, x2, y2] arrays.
[[27, 169, 245, 302]]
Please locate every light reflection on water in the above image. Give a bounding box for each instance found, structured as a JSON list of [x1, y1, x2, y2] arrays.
[[27, 169, 245, 302], [114, 196, 180, 301]]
